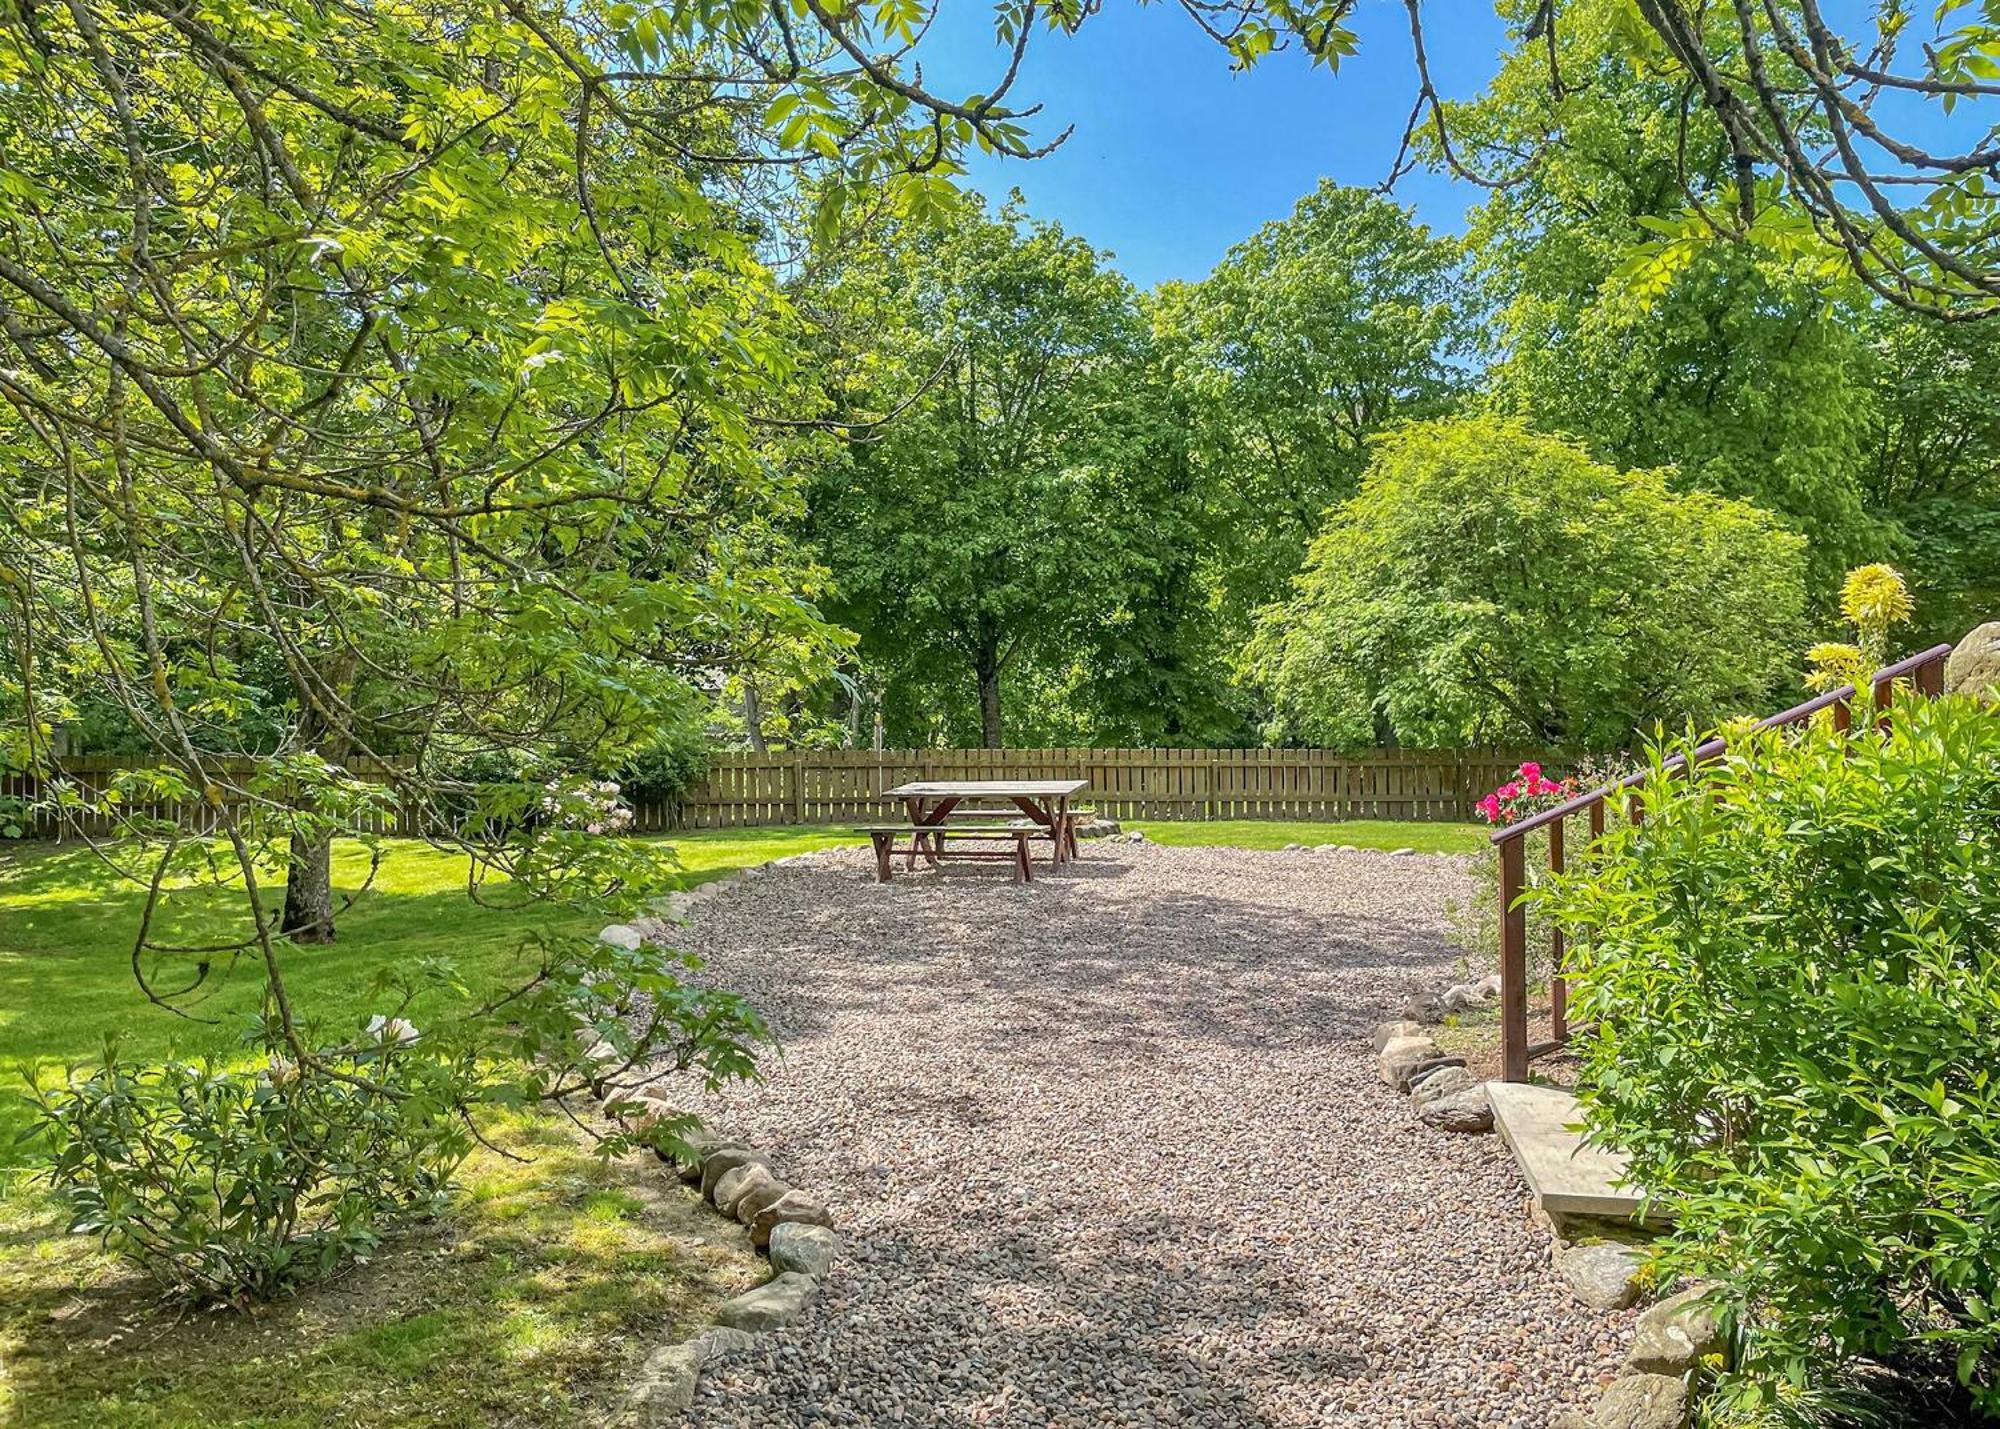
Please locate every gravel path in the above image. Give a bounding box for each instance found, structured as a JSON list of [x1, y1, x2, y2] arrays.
[[664, 843, 1630, 1428]]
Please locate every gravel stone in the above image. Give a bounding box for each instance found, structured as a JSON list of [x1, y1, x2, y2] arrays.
[[599, 922, 644, 950], [649, 843, 1626, 1425]]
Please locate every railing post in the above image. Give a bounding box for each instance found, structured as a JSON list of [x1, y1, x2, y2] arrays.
[[1499, 832, 1529, 1083], [1547, 816, 1567, 1044]]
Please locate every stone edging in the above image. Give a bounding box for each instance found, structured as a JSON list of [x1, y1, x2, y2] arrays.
[[1369, 1012, 1724, 1429], [1371, 1017, 1494, 1134], [579, 854, 846, 1422]]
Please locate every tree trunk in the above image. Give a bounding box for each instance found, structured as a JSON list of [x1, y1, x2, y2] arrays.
[[741, 679, 768, 753], [281, 831, 337, 944], [280, 652, 355, 945], [975, 642, 1003, 748]]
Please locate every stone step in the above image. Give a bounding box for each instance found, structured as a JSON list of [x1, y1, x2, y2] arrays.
[[1486, 1081, 1657, 1221]]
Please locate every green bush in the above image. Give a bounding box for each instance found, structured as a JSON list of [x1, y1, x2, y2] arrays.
[[30, 932, 768, 1306], [617, 725, 714, 810], [1542, 696, 2000, 1417], [33, 1036, 473, 1304]]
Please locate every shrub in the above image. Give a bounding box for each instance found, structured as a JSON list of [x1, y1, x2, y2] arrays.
[[1541, 696, 2000, 1415], [33, 1034, 473, 1304], [618, 726, 714, 811], [31, 930, 768, 1305]]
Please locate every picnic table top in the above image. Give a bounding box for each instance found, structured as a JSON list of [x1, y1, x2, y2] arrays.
[[882, 778, 1088, 799]]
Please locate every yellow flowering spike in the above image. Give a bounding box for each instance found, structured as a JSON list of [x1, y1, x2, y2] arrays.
[[1805, 641, 1865, 692], [1840, 564, 1913, 638]]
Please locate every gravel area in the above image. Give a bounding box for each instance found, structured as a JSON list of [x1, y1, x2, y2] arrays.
[[662, 843, 1632, 1428]]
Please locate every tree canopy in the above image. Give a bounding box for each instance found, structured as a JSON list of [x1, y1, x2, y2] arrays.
[[1245, 416, 1810, 749]]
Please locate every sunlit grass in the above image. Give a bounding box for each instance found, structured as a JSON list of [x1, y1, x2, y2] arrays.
[[1126, 818, 1483, 854], [0, 1112, 762, 1429], [0, 829, 862, 1156]]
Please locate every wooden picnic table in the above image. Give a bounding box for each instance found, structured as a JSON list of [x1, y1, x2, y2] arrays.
[[878, 778, 1089, 876]]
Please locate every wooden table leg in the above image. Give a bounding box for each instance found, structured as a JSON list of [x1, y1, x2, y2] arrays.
[[1013, 832, 1032, 882], [871, 831, 893, 882]]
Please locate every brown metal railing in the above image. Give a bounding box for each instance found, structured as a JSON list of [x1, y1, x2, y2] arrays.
[[1492, 644, 1954, 1081]]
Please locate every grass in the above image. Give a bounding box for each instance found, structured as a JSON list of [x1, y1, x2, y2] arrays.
[[0, 828, 862, 1157], [0, 828, 845, 1428], [1126, 818, 1485, 855], [0, 1112, 762, 1428], [0, 812, 1467, 1425]]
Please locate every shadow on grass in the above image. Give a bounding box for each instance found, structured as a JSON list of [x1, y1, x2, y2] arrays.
[[0, 1116, 763, 1429]]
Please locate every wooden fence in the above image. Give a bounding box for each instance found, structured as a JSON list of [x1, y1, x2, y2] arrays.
[[8, 748, 1530, 838], [625, 748, 1525, 829]]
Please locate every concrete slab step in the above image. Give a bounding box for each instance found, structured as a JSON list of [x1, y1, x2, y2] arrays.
[[1486, 1081, 1655, 1221]]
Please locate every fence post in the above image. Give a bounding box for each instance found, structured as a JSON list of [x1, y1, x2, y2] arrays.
[[789, 753, 805, 824], [1499, 832, 1529, 1083]]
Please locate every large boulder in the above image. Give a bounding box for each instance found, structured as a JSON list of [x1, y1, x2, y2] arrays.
[[1417, 1086, 1493, 1134], [1556, 1240, 1650, 1310], [698, 1145, 770, 1202], [768, 1223, 842, 1280], [712, 1161, 783, 1219], [1946, 621, 2000, 699], [1376, 1035, 1442, 1088], [1410, 1065, 1479, 1104], [746, 1189, 834, 1249], [1585, 1373, 1691, 1429], [1372, 1019, 1425, 1052]]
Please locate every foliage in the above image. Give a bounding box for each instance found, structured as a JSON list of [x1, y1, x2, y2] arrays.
[[617, 727, 716, 809], [1150, 182, 1471, 637], [34, 1038, 471, 1305], [1, 1110, 761, 1428], [1246, 416, 1810, 749], [1806, 564, 1916, 693], [1542, 698, 2000, 1414], [809, 194, 1180, 747], [28, 908, 766, 1304]]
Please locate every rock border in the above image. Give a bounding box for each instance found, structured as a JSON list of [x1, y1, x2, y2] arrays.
[[1371, 1017, 1493, 1134], [577, 853, 850, 1423], [1372, 1012, 1723, 1429]]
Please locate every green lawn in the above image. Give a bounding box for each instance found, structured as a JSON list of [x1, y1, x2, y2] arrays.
[[1127, 818, 1484, 854], [0, 1112, 762, 1429], [0, 828, 862, 1159], [0, 828, 845, 1428], [0, 813, 1469, 1426]]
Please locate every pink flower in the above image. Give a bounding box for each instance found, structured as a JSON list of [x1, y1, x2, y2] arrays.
[[1519, 761, 1542, 783], [1497, 781, 1521, 799], [1477, 794, 1501, 822]]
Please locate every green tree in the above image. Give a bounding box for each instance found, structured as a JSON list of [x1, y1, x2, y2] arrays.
[[1445, 3, 1883, 587], [1151, 182, 1471, 636], [809, 197, 1166, 746], [1246, 416, 1810, 749]]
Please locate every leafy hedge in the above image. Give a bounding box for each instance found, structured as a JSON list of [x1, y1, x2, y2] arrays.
[[1543, 696, 2000, 1419]]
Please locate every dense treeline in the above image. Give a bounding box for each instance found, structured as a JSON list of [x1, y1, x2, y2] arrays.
[[762, 9, 2000, 753]]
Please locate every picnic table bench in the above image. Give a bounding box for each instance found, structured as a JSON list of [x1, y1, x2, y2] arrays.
[[863, 778, 1090, 882]]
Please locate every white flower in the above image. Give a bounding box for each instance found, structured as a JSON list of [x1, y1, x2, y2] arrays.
[[366, 1014, 420, 1045]]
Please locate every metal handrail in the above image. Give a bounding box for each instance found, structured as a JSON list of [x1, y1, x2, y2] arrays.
[[1491, 643, 1955, 1080]]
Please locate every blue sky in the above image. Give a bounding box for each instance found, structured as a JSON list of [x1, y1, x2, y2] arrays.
[[917, 0, 1511, 287]]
